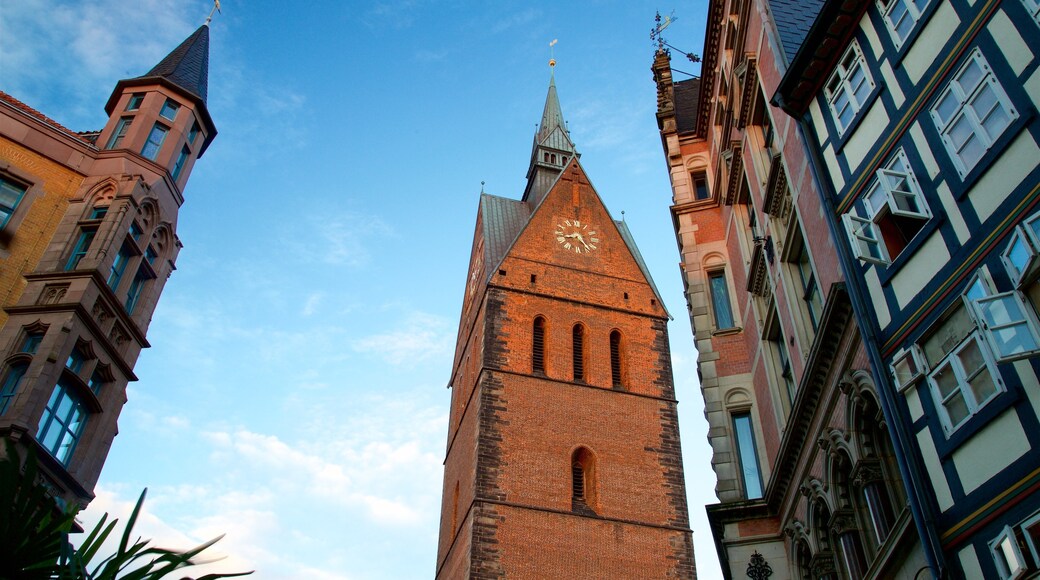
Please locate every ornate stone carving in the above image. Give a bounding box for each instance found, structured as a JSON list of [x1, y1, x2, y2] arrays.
[[38, 285, 68, 305], [851, 460, 884, 489], [109, 325, 129, 350], [92, 301, 112, 326], [810, 552, 837, 579]]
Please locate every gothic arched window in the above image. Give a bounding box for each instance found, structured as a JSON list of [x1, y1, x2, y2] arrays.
[[571, 447, 597, 513]]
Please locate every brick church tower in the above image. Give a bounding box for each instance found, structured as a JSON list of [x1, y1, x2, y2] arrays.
[[0, 24, 215, 511], [436, 70, 696, 579]]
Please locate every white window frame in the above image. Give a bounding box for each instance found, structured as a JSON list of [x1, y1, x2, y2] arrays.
[[930, 49, 1019, 178], [844, 149, 929, 265], [990, 525, 1028, 580], [844, 213, 888, 264], [1001, 212, 1040, 286], [1022, 0, 1040, 27], [824, 40, 874, 134], [971, 291, 1040, 362], [891, 344, 926, 391], [877, 0, 932, 48], [926, 331, 1004, 435], [1023, 511, 1040, 571]]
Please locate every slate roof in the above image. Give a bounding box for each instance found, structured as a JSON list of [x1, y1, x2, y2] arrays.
[[769, 0, 825, 65], [674, 78, 701, 135], [142, 24, 210, 104], [480, 193, 531, 274]]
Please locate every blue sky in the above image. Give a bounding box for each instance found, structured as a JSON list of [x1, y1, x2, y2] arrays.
[[2, 1, 719, 578]]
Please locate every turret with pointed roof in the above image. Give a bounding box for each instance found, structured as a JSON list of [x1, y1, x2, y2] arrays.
[[102, 24, 216, 157], [522, 74, 578, 206]]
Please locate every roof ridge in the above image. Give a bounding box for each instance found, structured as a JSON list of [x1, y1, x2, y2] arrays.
[[0, 90, 95, 145]]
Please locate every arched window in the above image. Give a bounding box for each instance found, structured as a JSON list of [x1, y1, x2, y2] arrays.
[[831, 452, 868, 580], [0, 361, 28, 415], [533, 317, 546, 374], [810, 499, 838, 580], [572, 323, 586, 382], [853, 394, 897, 547], [610, 330, 624, 388], [571, 447, 597, 514], [795, 539, 813, 580]]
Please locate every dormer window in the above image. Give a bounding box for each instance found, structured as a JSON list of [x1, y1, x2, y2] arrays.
[[159, 99, 180, 121], [126, 93, 144, 111]]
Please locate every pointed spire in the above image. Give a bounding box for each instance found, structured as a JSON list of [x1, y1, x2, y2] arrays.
[[537, 75, 567, 144], [142, 24, 211, 104]]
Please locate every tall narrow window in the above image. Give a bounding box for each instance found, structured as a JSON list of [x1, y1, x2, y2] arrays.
[[21, 331, 43, 354], [572, 324, 585, 382], [125, 267, 153, 314], [570, 447, 596, 513], [106, 117, 133, 149], [66, 228, 96, 270], [108, 244, 133, 289], [533, 317, 546, 375], [708, 271, 735, 329], [691, 171, 710, 200], [66, 347, 87, 374], [36, 379, 87, 465], [187, 121, 201, 144], [733, 413, 764, 499], [141, 123, 168, 160], [172, 145, 190, 181], [795, 243, 822, 330], [878, 0, 932, 47], [0, 362, 27, 415], [0, 176, 27, 229], [610, 330, 623, 388]]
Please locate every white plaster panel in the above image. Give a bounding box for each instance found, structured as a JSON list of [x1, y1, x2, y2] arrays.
[[810, 100, 828, 146], [958, 544, 985, 579], [1029, 66, 1040, 110], [903, 2, 961, 85], [969, 132, 1040, 223], [905, 384, 924, 421], [989, 10, 1032, 76], [917, 429, 954, 511], [935, 181, 970, 245], [822, 144, 845, 192], [843, 102, 890, 174], [1014, 359, 1040, 435], [953, 409, 1031, 494], [865, 267, 891, 328], [880, 61, 905, 110], [861, 12, 883, 59], [909, 122, 940, 180], [892, 232, 951, 309]]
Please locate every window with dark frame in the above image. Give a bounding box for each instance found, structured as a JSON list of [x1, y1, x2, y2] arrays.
[[708, 271, 735, 329], [610, 330, 623, 388]]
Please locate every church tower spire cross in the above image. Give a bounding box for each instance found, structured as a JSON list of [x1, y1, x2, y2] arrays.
[[436, 68, 696, 579]]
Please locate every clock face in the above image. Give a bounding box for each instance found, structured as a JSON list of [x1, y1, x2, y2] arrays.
[[554, 219, 599, 254]]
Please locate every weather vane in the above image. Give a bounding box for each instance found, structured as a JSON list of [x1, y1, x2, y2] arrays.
[[651, 11, 700, 65], [206, 0, 222, 25], [549, 39, 558, 72]]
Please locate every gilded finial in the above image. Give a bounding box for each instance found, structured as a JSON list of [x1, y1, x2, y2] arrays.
[[481, 181, 486, 194], [549, 39, 558, 71]]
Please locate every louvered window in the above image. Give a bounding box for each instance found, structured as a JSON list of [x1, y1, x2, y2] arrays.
[[572, 462, 585, 500], [533, 317, 546, 374], [610, 330, 623, 388], [572, 324, 585, 382]]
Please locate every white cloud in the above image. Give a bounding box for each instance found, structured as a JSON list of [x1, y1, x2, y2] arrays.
[[351, 311, 453, 366]]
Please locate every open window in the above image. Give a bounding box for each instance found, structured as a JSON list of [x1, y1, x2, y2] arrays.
[[844, 149, 930, 264]]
